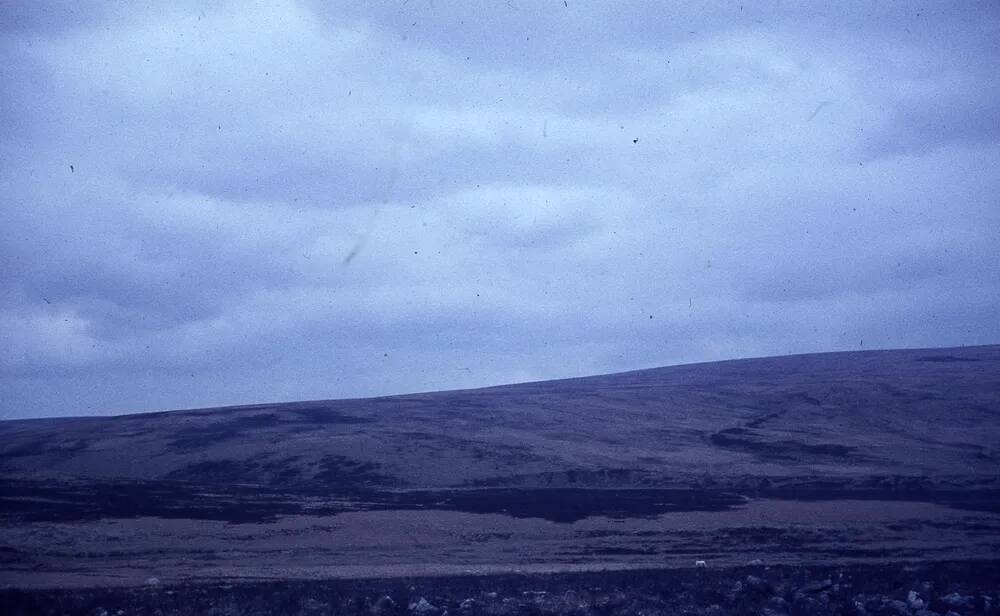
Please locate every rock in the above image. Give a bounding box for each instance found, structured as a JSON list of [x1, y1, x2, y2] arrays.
[[459, 598, 475, 611], [742, 575, 773, 597], [749, 559, 765, 566], [889, 599, 913, 616], [914, 610, 940, 616], [409, 597, 438, 615], [144, 576, 160, 586], [793, 596, 824, 614], [300, 597, 330, 612], [940, 593, 973, 609], [745, 575, 769, 589], [371, 595, 397, 615], [801, 579, 834, 594], [908, 591, 926, 610], [761, 596, 789, 616]]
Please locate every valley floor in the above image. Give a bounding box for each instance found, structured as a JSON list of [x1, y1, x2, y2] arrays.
[[2, 482, 999, 590]]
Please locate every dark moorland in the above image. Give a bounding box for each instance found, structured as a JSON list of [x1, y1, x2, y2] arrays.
[[1, 345, 999, 614], [4, 560, 1000, 616]]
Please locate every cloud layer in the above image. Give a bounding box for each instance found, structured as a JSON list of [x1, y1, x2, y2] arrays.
[[2, 1, 999, 418]]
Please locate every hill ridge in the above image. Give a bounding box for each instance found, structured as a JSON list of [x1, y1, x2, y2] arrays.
[[1, 344, 998, 492]]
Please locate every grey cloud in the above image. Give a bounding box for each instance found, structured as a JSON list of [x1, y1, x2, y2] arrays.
[[1, 1, 998, 418], [0, 1, 110, 34], [872, 95, 1000, 158]]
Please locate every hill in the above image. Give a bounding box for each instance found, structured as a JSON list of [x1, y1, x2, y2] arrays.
[[1, 345, 999, 590], [3, 345, 999, 492]]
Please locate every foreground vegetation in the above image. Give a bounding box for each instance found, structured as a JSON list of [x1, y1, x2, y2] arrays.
[[3, 560, 999, 616]]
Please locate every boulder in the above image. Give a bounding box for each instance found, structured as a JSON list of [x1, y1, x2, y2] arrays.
[[742, 575, 773, 598], [409, 597, 438, 615], [801, 579, 834, 594], [940, 593, 973, 610], [299, 597, 330, 613], [889, 599, 913, 616], [761, 596, 789, 616], [908, 590, 926, 610], [793, 596, 824, 614], [371, 595, 397, 615]]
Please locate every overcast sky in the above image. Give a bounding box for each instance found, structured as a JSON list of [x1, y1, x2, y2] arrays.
[[2, 1, 999, 419]]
